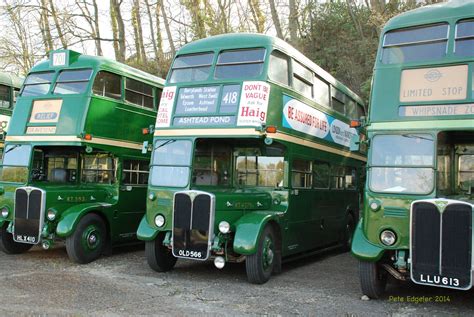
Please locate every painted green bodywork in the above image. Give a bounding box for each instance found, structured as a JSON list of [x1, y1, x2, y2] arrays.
[[352, 0, 474, 262], [140, 34, 367, 261], [0, 50, 164, 247]]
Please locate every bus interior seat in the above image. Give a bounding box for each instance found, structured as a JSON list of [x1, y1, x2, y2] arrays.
[[51, 168, 67, 183]]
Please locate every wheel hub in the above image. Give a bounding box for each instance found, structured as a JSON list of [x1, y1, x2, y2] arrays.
[[262, 237, 274, 269]]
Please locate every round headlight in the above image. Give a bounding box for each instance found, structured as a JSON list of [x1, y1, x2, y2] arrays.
[[148, 193, 156, 201], [380, 230, 396, 246], [1, 207, 9, 218], [218, 221, 230, 234], [154, 214, 165, 227], [214, 256, 225, 269], [46, 209, 56, 221], [369, 200, 381, 211]]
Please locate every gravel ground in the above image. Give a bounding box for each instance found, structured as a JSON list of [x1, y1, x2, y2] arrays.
[[0, 244, 473, 316]]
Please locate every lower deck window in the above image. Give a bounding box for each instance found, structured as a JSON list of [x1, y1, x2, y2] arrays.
[[236, 155, 284, 187], [123, 159, 149, 185], [82, 153, 115, 184]]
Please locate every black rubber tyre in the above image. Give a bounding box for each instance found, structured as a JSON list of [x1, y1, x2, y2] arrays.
[[246, 225, 277, 284], [359, 260, 387, 299], [66, 213, 106, 264], [146, 231, 177, 272], [0, 223, 33, 254], [342, 213, 355, 251]]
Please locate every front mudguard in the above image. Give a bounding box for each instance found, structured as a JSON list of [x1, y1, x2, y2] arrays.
[[55, 203, 112, 238], [137, 215, 160, 241], [233, 212, 281, 255], [351, 219, 385, 262]]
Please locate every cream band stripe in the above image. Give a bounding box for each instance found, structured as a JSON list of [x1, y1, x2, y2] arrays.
[[5, 135, 143, 150]]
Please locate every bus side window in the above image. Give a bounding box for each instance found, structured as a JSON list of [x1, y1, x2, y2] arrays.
[[346, 98, 358, 120], [0, 85, 11, 108], [13, 88, 20, 105], [82, 153, 115, 184], [357, 103, 366, 120], [125, 78, 154, 109], [331, 88, 345, 114], [122, 159, 149, 185], [292, 159, 312, 188], [156, 87, 163, 110], [345, 167, 357, 190], [314, 75, 330, 108], [92, 71, 121, 100], [292, 60, 313, 99], [268, 51, 289, 86], [331, 165, 345, 189], [313, 161, 330, 189]]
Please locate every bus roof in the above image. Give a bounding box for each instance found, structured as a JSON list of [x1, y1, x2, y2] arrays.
[[384, 0, 474, 31], [30, 50, 165, 87], [176, 33, 365, 106], [0, 72, 23, 88]]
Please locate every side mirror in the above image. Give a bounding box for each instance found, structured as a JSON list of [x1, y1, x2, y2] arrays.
[[350, 134, 360, 152]]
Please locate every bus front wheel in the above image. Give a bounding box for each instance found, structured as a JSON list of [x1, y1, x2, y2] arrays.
[[145, 232, 177, 272], [359, 260, 387, 299], [0, 223, 33, 254], [66, 213, 106, 264], [246, 225, 277, 284]]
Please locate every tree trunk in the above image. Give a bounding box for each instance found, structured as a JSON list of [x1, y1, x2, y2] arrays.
[[92, 0, 102, 55], [48, 0, 67, 48], [145, 0, 159, 60], [160, 0, 175, 56], [289, 0, 298, 44], [248, 0, 265, 33], [132, 0, 147, 62], [110, 0, 126, 62], [40, 0, 53, 52], [269, 0, 283, 39]]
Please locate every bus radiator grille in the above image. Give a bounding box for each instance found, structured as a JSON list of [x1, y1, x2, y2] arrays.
[[13, 187, 44, 244], [411, 200, 472, 289]]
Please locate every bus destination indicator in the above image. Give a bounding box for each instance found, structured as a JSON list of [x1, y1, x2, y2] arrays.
[[175, 86, 219, 114], [399, 104, 474, 117], [173, 115, 236, 127], [400, 65, 468, 102]]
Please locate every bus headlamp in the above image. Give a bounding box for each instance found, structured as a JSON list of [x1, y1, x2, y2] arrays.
[[1, 207, 9, 218], [369, 200, 381, 212], [148, 192, 156, 201], [218, 221, 230, 234], [46, 209, 56, 221], [154, 214, 165, 227], [380, 230, 396, 246], [214, 256, 225, 269]]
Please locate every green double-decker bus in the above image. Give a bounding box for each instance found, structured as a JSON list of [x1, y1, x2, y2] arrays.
[[137, 33, 367, 283], [0, 72, 22, 158], [351, 0, 474, 298], [0, 50, 164, 263]]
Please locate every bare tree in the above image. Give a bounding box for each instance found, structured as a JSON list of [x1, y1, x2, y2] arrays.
[[131, 0, 146, 62], [269, 0, 283, 39], [110, 0, 126, 62], [48, 0, 68, 48], [248, 0, 265, 33]]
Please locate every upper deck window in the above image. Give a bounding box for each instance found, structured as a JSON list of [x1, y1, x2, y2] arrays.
[[125, 78, 154, 109], [314, 76, 330, 108], [215, 48, 265, 80], [331, 89, 345, 114], [92, 71, 121, 100], [0, 85, 11, 108], [268, 51, 289, 86], [381, 23, 449, 64], [292, 60, 313, 99], [455, 19, 474, 57], [21, 71, 54, 96], [169, 52, 214, 83], [53, 69, 92, 95]]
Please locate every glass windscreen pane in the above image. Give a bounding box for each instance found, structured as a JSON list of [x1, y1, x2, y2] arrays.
[[150, 166, 189, 187], [268, 52, 289, 85], [457, 20, 474, 38], [371, 134, 434, 166], [217, 49, 265, 64], [152, 140, 192, 166], [458, 154, 474, 191], [381, 42, 447, 64], [0, 167, 28, 183], [370, 167, 434, 194], [22, 84, 50, 96], [169, 67, 211, 83], [57, 69, 92, 82], [2, 144, 31, 166], [54, 82, 89, 94], [173, 53, 214, 69], [455, 39, 474, 57], [24, 72, 54, 85], [0, 85, 10, 108], [384, 24, 448, 46], [215, 64, 263, 80]]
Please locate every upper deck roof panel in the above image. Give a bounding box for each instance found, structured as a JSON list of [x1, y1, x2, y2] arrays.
[[30, 51, 165, 87], [384, 0, 474, 31], [0, 72, 23, 88], [175, 33, 364, 105]]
